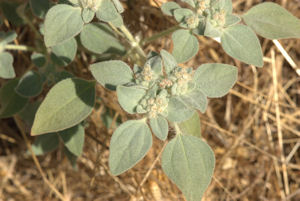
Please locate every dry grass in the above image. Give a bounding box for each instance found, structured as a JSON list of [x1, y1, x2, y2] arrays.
[[1, 0, 300, 200]]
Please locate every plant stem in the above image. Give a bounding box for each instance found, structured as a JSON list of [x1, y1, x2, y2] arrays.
[[119, 24, 147, 63], [141, 25, 180, 45], [4, 44, 38, 52], [173, 123, 182, 135]]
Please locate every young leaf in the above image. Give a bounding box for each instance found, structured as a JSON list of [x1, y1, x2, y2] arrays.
[[179, 89, 207, 113], [51, 37, 77, 67], [178, 112, 201, 137], [117, 85, 146, 114], [44, 4, 84, 47], [242, 2, 300, 39], [225, 14, 241, 27], [58, 124, 85, 157], [31, 133, 59, 155], [161, 2, 181, 16], [160, 49, 177, 74], [149, 116, 169, 141], [30, 0, 50, 19], [80, 23, 125, 55], [167, 97, 195, 122], [174, 8, 194, 28], [31, 53, 46, 68], [90, 60, 133, 90], [221, 24, 263, 67], [172, 30, 199, 63], [31, 78, 95, 135], [81, 8, 95, 23], [15, 70, 43, 97], [194, 63, 237, 98], [0, 79, 28, 118], [109, 120, 152, 175], [162, 135, 215, 201], [0, 52, 15, 79]]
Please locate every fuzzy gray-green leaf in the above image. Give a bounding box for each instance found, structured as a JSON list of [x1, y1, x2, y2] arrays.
[[32, 133, 59, 155], [221, 24, 263, 67], [0, 52, 15, 79], [178, 112, 201, 137], [51, 37, 77, 67], [172, 30, 199, 63], [90, 60, 133, 90], [44, 4, 84, 47], [180, 89, 207, 113], [162, 135, 215, 201], [117, 85, 146, 114], [31, 78, 95, 135], [109, 120, 152, 175], [58, 124, 85, 157], [80, 23, 125, 55], [160, 49, 177, 74], [194, 63, 237, 98], [167, 97, 195, 122], [15, 70, 43, 97], [242, 2, 300, 39], [96, 0, 119, 22], [149, 116, 169, 141], [161, 2, 181, 16]]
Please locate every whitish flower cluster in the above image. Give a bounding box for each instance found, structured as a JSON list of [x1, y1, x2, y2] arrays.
[[80, 0, 102, 11], [134, 58, 195, 118]]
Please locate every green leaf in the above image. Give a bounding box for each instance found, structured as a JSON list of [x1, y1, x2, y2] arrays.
[[174, 8, 194, 28], [51, 37, 77, 66], [172, 30, 199, 63], [146, 55, 163, 75], [167, 97, 195, 122], [30, 0, 50, 19], [31, 78, 95, 135], [44, 4, 84, 47], [31, 53, 46, 68], [242, 2, 300, 39], [162, 135, 215, 201], [80, 23, 125, 55], [15, 70, 43, 97], [161, 2, 181, 16], [160, 49, 177, 74], [0, 79, 28, 118], [204, 21, 222, 38], [221, 24, 263, 67], [96, 0, 120, 22], [54, 71, 74, 83], [109, 14, 123, 27], [0, 31, 17, 47], [178, 112, 201, 137], [90, 60, 133, 90], [64, 146, 78, 169], [149, 116, 169, 141], [81, 8, 95, 23], [0, 52, 15, 79], [58, 124, 85, 157], [180, 0, 195, 8], [31, 133, 59, 155], [109, 120, 152, 175], [180, 89, 207, 113], [117, 85, 146, 114], [225, 14, 241, 27], [194, 63, 237, 98], [18, 101, 41, 127]]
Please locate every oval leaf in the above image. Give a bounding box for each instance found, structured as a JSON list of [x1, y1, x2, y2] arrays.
[[161, 2, 181, 16], [0, 52, 15, 79], [90, 60, 133, 90], [167, 97, 195, 122], [194, 63, 237, 98], [242, 2, 300, 39], [221, 24, 263, 67], [15, 70, 43, 97], [30, 0, 50, 19], [44, 4, 84, 47], [172, 30, 199, 63], [96, 0, 120, 22], [0, 79, 28, 118], [149, 116, 169, 141], [80, 23, 125, 55], [31, 133, 59, 155], [179, 89, 207, 113], [109, 120, 152, 175], [51, 37, 77, 66], [160, 49, 177, 74], [178, 112, 201, 137], [58, 124, 85, 156], [117, 85, 146, 114], [31, 78, 95, 135], [162, 135, 215, 201]]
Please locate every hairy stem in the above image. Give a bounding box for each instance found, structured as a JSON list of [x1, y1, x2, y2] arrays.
[[4, 44, 38, 52], [141, 25, 180, 45]]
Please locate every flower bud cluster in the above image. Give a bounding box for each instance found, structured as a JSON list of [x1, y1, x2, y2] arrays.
[[80, 0, 102, 12], [168, 67, 194, 95], [212, 9, 226, 26], [196, 0, 210, 15], [135, 64, 157, 87], [186, 15, 200, 29]]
